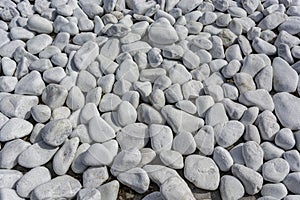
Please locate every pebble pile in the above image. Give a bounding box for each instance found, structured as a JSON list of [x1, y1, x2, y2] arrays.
[[1, 0, 300, 199]]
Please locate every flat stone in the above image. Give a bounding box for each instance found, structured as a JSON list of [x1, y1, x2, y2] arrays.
[[262, 158, 290, 183], [231, 164, 263, 195], [83, 166, 109, 188], [213, 146, 233, 172], [273, 57, 298, 92], [15, 70, 45, 95], [0, 94, 38, 119], [73, 41, 99, 71], [16, 167, 51, 198], [0, 118, 33, 142], [31, 175, 81, 199], [273, 92, 300, 130], [161, 105, 204, 134], [220, 175, 245, 200], [53, 137, 79, 175], [205, 103, 229, 126], [18, 141, 59, 168], [117, 167, 150, 194], [261, 142, 285, 161], [27, 14, 53, 33], [261, 183, 288, 199], [283, 172, 300, 194], [0, 139, 30, 169], [116, 123, 149, 150], [149, 124, 173, 153], [116, 101, 137, 126], [41, 119, 72, 146], [97, 180, 119, 200], [42, 84, 68, 109], [184, 155, 220, 190], [0, 169, 23, 189], [242, 141, 264, 171], [26, 34, 53, 55], [88, 115, 115, 143], [239, 89, 274, 111], [214, 120, 245, 148], [0, 188, 24, 200], [275, 128, 296, 150], [194, 125, 215, 156], [148, 18, 178, 45], [283, 150, 300, 172], [77, 188, 101, 200]]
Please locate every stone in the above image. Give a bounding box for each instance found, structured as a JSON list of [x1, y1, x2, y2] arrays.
[[0, 94, 38, 119], [116, 101, 137, 126], [194, 125, 215, 156], [77, 188, 101, 200], [239, 89, 274, 111], [214, 120, 245, 148], [16, 167, 51, 198], [258, 12, 287, 30], [26, 34, 53, 55], [233, 72, 256, 94], [15, 70, 45, 95], [231, 164, 263, 195], [242, 141, 264, 171], [27, 14, 53, 33], [283, 172, 300, 194], [261, 183, 288, 199], [273, 57, 298, 92], [0, 169, 23, 189], [160, 176, 195, 200], [213, 146, 233, 172], [31, 105, 51, 123], [172, 131, 196, 155], [83, 166, 109, 188], [0, 188, 24, 200], [0, 118, 33, 142], [42, 84, 68, 109], [184, 155, 220, 190], [117, 123, 149, 150], [81, 140, 118, 167], [148, 18, 178, 44], [261, 142, 285, 161], [41, 119, 72, 146], [283, 150, 300, 172], [244, 125, 261, 144], [220, 175, 245, 200], [117, 168, 150, 194], [116, 59, 139, 82], [31, 175, 81, 199], [111, 148, 141, 176], [97, 180, 119, 200], [273, 92, 300, 130], [161, 105, 204, 134], [0, 139, 30, 169], [53, 137, 79, 175], [149, 124, 173, 153], [18, 141, 58, 168], [275, 128, 296, 150], [262, 158, 290, 183], [205, 103, 229, 126], [73, 41, 99, 71], [230, 143, 245, 165]]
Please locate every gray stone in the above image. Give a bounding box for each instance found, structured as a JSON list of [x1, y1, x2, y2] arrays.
[[283, 150, 300, 172], [71, 143, 90, 174], [214, 120, 244, 148], [231, 164, 263, 195], [0, 188, 24, 200], [31, 105, 51, 123], [77, 188, 101, 200], [88, 115, 115, 143], [273, 57, 298, 92], [111, 148, 141, 176], [149, 124, 173, 153], [184, 155, 220, 190], [0, 118, 33, 142], [172, 131, 196, 155], [205, 103, 228, 126], [283, 172, 300, 194], [242, 141, 264, 171], [97, 180, 119, 200], [16, 167, 51, 198], [230, 143, 245, 165], [148, 18, 178, 44], [42, 84, 68, 109], [160, 176, 195, 200], [31, 175, 81, 199], [117, 123, 149, 150], [27, 14, 53, 33], [262, 158, 290, 183], [53, 137, 79, 175], [261, 142, 285, 161], [275, 128, 296, 150], [239, 89, 274, 111], [273, 92, 300, 130], [213, 146, 233, 172], [0, 169, 23, 189], [41, 119, 72, 146], [194, 125, 214, 156], [244, 125, 261, 144], [83, 166, 109, 188], [117, 168, 150, 194], [220, 175, 245, 200], [15, 70, 45, 95], [161, 105, 204, 134], [0, 139, 30, 169], [18, 141, 58, 168], [261, 183, 288, 199]]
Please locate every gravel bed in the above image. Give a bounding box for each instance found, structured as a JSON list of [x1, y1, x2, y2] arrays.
[[0, 0, 300, 199]]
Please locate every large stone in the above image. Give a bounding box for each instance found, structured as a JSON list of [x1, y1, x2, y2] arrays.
[[148, 18, 178, 45]]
